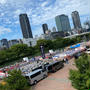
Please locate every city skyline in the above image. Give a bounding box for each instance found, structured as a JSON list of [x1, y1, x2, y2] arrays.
[[0, 0, 90, 40]]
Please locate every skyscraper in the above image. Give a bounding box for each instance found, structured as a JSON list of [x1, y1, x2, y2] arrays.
[[42, 24, 48, 34], [72, 11, 82, 29], [55, 14, 71, 32], [19, 14, 33, 38]]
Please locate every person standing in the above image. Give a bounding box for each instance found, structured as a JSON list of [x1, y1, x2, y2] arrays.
[[66, 58, 69, 64]]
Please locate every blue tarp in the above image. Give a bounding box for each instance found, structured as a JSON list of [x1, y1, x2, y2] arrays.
[[70, 44, 80, 49]]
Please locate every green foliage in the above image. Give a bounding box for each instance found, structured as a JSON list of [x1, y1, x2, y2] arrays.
[[36, 39, 54, 51], [76, 36, 81, 43], [75, 54, 89, 73], [69, 54, 90, 90], [0, 44, 35, 66], [10, 44, 29, 57], [53, 38, 64, 49], [0, 84, 11, 90], [4, 70, 29, 90], [53, 38, 75, 49]]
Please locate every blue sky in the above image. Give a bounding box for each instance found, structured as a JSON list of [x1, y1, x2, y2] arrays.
[[0, 0, 90, 40]]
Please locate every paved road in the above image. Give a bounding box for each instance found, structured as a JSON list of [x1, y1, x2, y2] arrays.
[[32, 59, 76, 90]]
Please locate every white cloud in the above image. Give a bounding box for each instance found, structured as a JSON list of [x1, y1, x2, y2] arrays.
[[14, 9, 22, 15], [0, 13, 5, 17], [0, 0, 7, 4], [29, 0, 90, 25], [41, 1, 48, 7], [0, 0, 90, 26], [14, 9, 24, 19], [14, 20, 19, 24], [0, 26, 12, 35]]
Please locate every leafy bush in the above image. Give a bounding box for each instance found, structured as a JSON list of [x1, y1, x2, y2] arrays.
[[69, 54, 90, 90], [0, 70, 30, 90]]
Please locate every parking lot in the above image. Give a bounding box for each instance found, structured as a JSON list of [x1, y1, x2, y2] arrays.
[[32, 58, 76, 90]]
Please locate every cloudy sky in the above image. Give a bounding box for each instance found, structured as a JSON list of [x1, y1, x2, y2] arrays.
[[0, 0, 90, 40]]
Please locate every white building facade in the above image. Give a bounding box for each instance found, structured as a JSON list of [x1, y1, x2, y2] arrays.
[[22, 38, 37, 47]]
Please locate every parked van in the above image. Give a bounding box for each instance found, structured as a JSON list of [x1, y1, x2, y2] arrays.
[[46, 61, 64, 73], [25, 69, 47, 85]]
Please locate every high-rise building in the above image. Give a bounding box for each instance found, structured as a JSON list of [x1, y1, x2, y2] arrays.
[[42, 24, 48, 34], [19, 14, 33, 39], [72, 11, 82, 29], [1, 39, 9, 48], [55, 14, 71, 32], [22, 38, 37, 47], [8, 39, 19, 47]]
